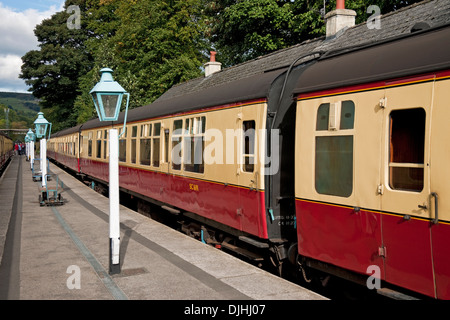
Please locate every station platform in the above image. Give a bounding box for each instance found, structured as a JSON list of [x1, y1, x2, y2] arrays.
[[0, 156, 326, 302]]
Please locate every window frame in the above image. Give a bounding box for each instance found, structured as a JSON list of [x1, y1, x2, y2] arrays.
[[183, 116, 206, 174], [242, 120, 256, 173], [388, 108, 426, 192], [139, 123, 151, 166], [314, 100, 355, 198]]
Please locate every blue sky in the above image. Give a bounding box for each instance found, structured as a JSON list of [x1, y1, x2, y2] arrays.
[[0, 0, 64, 92], [1, 0, 63, 12]]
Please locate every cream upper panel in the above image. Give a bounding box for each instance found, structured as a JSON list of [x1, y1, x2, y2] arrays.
[[429, 78, 450, 222], [295, 79, 445, 220], [295, 90, 386, 211], [104, 102, 268, 190]]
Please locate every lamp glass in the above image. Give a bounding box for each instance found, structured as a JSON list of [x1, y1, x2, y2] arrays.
[[101, 94, 119, 119], [36, 123, 47, 139]]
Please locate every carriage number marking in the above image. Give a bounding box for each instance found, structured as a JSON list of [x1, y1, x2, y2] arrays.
[[189, 183, 199, 191]]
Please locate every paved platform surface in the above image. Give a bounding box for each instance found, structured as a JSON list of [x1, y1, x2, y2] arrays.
[[0, 156, 326, 301]]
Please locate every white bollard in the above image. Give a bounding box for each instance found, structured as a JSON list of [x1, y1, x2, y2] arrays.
[[109, 128, 120, 274], [41, 138, 47, 188], [30, 141, 35, 170]]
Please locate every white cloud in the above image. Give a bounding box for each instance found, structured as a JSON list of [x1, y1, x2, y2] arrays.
[[0, 2, 63, 92], [0, 54, 22, 79]]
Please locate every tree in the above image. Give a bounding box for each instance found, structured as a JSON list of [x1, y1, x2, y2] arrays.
[[74, 0, 207, 123], [204, 0, 425, 66], [21, 0, 425, 129], [20, 0, 93, 132]]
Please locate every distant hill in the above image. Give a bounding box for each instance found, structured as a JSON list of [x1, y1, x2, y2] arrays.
[[0, 92, 40, 114], [0, 92, 40, 134]]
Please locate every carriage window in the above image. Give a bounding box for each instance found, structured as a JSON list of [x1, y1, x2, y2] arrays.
[[172, 120, 183, 170], [88, 132, 93, 157], [164, 129, 169, 163], [103, 130, 108, 159], [131, 125, 137, 164], [315, 136, 353, 197], [315, 101, 355, 197], [103, 140, 107, 159], [316, 101, 355, 131], [140, 138, 151, 165], [119, 136, 126, 162], [340, 101, 355, 130], [184, 116, 205, 173], [174, 120, 182, 131], [139, 124, 151, 166], [152, 123, 161, 167], [96, 130, 102, 158], [316, 103, 330, 131], [389, 108, 425, 192], [243, 120, 256, 172]]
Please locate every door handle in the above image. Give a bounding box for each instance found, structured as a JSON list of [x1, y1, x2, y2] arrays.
[[431, 192, 438, 225]]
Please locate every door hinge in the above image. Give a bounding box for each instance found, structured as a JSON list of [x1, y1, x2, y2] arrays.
[[378, 246, 386, 257], [377, 184, 384, 195]]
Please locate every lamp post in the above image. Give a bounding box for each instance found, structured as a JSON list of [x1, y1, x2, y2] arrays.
[[90, 68, 129, 275], [25, 134, 30, 161], [34, 112, 51, 188], [27, 129, 36, 170]]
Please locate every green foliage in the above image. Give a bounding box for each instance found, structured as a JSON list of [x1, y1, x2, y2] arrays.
[[21, 0, 425, 130], [205, 0, 425, 66], [20, 0, 92, 132], [0, 104, 34, 129], [74, 0, 206, 124]]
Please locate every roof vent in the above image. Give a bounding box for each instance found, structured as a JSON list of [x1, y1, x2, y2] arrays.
[[411, 22, 430, 33], [325, 0, 356, 39], [204, 51, 222, 77]]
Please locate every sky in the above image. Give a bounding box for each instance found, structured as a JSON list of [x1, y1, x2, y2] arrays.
[[0, 0, 65, 93]]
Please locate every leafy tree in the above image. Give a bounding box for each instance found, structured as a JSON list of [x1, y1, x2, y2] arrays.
[[74, 0, 207, 123], [20, 0, 93, 132], [21, 0, 426, 129], [204, 0, 425, 66]]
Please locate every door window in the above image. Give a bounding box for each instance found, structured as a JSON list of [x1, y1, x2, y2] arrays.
[[389, 108, 425, 192]]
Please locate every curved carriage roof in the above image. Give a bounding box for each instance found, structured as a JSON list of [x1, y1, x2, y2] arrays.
[[80, 67, 285, 130], [293, 24, 450, 95], [51, 124, 83, 138]]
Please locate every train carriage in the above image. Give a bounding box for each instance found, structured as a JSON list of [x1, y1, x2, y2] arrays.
[[48, 125, 82, 173], [58, 69, 291, 245], [293, 25, 450, 299], [48, 14, 450, 298], [0, 132, 13, 172]]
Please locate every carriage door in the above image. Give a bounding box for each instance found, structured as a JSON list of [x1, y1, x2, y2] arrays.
[[380, 82, 435, 298]]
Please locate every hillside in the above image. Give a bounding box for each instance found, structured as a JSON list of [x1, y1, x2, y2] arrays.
[[0, 92, 40, 130]]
